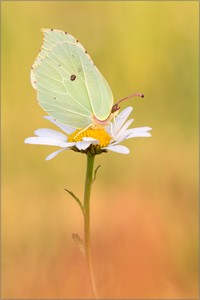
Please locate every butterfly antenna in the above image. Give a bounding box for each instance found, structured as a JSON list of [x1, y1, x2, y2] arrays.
[[112, 93, 144, 113]]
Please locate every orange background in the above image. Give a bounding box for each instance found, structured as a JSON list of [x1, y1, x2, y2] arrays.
[[2, 1, 198, 298]]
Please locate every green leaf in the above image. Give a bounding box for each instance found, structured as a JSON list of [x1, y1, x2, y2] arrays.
[[92, 165, 101, 184], [64, 188, 85, 215]]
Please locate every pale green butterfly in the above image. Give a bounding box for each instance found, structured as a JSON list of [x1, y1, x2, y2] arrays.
[[31, 28, 143, 129]]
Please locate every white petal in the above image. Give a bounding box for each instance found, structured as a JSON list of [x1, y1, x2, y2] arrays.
[[127, 126, 152, 133], [107, 106, 133, 136], [82, 137, 99, 144], [111, 128, 152, 145], [114, 106, 133, 132], [105, 123, 112, 135], [25, 137, 60, 146], [44, 116, 75, 134], [117, 106, 133, 120], [128, 132, 152, 138], [111, 136, 129, 145], [46, 148, 67, 160], [59, 141, 75, 147], [74, 138, 99, 150], [25, 137, 74, 147], [126, 127, 152, 138], [76, 140, 92, 150], [35, 128, 68, 141], [103, 145, 130, 154], [115, 119, 134, 139]]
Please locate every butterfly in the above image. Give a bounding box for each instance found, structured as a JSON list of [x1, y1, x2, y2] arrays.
[[31, 28, 143, 129]]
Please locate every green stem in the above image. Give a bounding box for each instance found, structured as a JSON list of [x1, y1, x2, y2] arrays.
[[84, 154, 98, 299]]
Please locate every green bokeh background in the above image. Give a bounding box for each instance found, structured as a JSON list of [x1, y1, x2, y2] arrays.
[[2, 1, 198, 298]]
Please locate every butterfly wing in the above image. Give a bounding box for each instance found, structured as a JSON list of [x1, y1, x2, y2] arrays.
[[31, 29, 114, 129]]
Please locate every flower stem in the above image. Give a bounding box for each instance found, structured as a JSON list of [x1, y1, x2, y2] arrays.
[[84, 154, 98, 299]]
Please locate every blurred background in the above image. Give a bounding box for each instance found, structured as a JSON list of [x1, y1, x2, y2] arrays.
[[2, 1, 198, 298]]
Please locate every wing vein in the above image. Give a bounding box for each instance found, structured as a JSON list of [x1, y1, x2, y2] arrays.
[[39, 102, 89, 117]]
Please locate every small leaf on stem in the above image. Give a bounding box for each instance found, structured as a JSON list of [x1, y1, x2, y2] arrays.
[[92, 165, 101, 184], [64, 188, 85, 215]]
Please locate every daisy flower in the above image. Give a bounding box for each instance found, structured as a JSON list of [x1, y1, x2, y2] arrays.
[[25, 106, 152, 160]]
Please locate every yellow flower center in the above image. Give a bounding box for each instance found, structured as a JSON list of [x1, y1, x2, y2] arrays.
[[68, 128, 111, 148]]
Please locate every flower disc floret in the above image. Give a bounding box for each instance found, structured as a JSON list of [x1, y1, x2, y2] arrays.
[[68, 128, 111, 148]]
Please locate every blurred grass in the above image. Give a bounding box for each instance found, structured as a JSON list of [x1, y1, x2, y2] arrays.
[[1, 1, 198, 299]]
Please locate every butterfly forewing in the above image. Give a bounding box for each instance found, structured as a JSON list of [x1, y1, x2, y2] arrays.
[[31, 29, 114, 128]]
